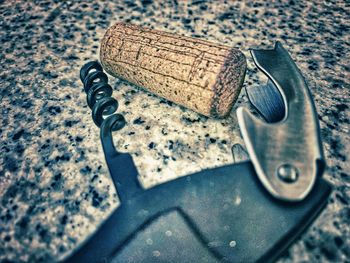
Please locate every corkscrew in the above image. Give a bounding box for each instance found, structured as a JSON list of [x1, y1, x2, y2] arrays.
[[80, 61, 126, 131], [64, 42, 332, 263], [79, 61, 142, 200]]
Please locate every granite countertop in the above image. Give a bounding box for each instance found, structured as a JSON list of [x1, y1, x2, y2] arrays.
[[0, 1, 349, 262]]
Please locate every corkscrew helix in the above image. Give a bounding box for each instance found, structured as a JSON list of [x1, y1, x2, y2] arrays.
[[80, 61, 126, 132], [79, 61, 142, 199]]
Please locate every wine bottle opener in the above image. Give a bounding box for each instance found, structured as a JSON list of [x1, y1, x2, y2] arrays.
[[63, 42, 331, 263]]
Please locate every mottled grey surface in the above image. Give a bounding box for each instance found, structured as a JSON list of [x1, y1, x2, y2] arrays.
[[0, 0, 349, 262]]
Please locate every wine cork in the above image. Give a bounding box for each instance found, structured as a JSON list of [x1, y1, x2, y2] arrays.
[[100, 23, 246, 118]]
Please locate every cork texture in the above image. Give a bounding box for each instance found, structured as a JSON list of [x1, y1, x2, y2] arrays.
[[100, 23, 246, 117]]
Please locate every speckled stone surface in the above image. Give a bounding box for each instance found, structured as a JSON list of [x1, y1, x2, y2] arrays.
[[0, 1, 349, 262]]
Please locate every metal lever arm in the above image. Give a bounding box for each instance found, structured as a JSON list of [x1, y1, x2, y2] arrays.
[[237, 42, 324, 201]]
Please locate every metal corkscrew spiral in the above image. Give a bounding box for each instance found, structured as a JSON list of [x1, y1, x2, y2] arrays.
[[80, 61, 126, 132]]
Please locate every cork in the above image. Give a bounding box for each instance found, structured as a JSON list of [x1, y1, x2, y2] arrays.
[[100, 23, 246, 118]]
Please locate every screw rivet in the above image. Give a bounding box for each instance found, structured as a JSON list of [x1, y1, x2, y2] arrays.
[[277, 164, 298, 183]]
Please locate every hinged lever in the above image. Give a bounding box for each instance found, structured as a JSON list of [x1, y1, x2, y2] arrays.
[[237, 42, 325, 202]]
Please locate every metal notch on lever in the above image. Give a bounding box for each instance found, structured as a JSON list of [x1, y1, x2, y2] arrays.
[[237, 42, 325, 202], [245, 79, 285, 123]]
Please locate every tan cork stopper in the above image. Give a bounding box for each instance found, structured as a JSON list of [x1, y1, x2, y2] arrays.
[[100, 23, 246, 118]]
